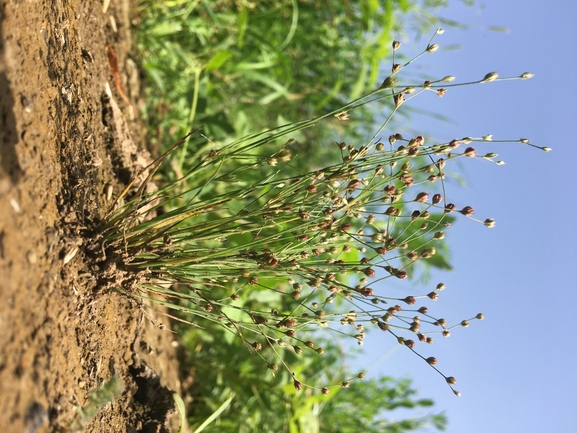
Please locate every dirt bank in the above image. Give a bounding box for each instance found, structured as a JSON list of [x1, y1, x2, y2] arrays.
[[0, 1, 182, 431]]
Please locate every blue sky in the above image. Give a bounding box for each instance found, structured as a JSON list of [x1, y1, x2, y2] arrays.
[[353, 1, 577, 432]]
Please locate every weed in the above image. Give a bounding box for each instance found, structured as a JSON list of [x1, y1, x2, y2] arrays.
[[70, 375, 124, 431], [98, 31, 545, 397]]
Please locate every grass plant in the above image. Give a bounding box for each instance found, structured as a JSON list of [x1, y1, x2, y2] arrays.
[[98, 30, 545, 401]]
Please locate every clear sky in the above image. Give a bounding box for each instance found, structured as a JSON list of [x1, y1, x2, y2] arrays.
[[352, 1, 577, 432]]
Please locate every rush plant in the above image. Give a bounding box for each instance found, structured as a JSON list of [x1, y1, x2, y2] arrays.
[[97, 31, 545, 396]]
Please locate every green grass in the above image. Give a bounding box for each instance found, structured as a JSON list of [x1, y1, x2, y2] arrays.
[[136, 0, 476, 171]]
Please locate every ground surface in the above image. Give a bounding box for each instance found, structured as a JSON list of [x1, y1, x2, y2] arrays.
[[0, 1, 183, 432]]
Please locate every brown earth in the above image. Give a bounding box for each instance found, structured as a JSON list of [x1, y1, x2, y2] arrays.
[[0, 1, 184, 432]]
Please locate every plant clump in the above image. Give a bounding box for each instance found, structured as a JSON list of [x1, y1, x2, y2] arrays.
[[97, 31, 544, 396]]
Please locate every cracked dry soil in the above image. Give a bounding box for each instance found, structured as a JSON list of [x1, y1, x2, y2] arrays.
[[0, 1, 183, 432]]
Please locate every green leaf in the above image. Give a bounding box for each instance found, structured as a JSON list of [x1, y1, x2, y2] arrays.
[[237, 6, 248, 48], [205, 50, 233, 72], [173, 393, 187, 433], [192, 393, 235, 433]]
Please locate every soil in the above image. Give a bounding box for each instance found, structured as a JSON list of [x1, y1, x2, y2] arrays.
[[0, 1, 183, 432]]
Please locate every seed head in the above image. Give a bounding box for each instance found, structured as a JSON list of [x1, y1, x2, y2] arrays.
[[346, 179, 361, 191], [427, 291, 439, 300], [299, 210, 311, 220], [395, 269, 408, 279], [251, 314, 268, 324], [358, 286, 374, 297], [392, 40, 401, 51], [294, 379, 303, 391], [341, 381, 350, 388], [476, 313, 485, 320], [306, 184, 317, 193], [426, 43, 439, 53], [426, 357, 438, 365], [448, 139, 460, 149], [362, 267, 375, 278], [463, 147, 476, 157], [400, 174, 414, 185], [459, 206, 474, 216], [446, 376, 457, 385], [374, 246, 387, 255], [481, 72, 499, 82], [484, 218, 496, 228], [406, 251, 419, 261], [267, 363, 279, 371], [461, 320, 470, 327], [433, 231, 445, 240], [444, 203, 456, 213], [403, 296, 416, 305], [290, 290, 301, 300], [520, 72, 534, 79], [414, 192, 429, 202], [420, 248, 436, 258], [442, 329, 451, 337], [294, 345, 303, 355], [321, 387, 330, 396], [418, 306, 428, 314], [379, 76, 395, 89], [377, 321, 389, 332], [383, 184, 396, 195], [252, 342, 262, 351], [392, 63, 401, 73], [277, 318, 297, 328], [432, 193, 442, 204], [436, 88, 446, 97], [385, 207, 400, 216], [441, 75, 456, 82]]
